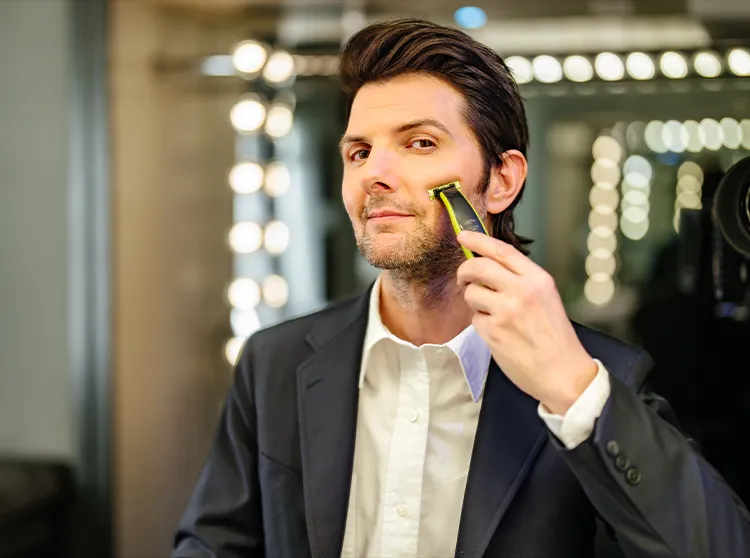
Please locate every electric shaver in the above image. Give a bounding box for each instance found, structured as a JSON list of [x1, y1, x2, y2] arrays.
[[428, 181, 488, 259]]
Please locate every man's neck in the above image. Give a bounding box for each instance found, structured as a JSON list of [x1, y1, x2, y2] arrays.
[[378, 271, 474, 347]]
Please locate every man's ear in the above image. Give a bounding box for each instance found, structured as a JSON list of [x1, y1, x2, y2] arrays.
[[486, 150, 528, 216]]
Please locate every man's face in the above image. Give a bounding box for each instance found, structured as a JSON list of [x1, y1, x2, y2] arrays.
[[340, 73, 489, 279]]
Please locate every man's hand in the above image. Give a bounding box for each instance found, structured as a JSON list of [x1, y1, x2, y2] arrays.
[[456, 230, 597, 415]]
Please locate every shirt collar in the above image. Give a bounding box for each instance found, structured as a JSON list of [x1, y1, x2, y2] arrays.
[[359, 274, 491, 402]]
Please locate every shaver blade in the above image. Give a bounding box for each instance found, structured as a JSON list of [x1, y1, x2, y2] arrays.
[[428, 181, 461, 200]]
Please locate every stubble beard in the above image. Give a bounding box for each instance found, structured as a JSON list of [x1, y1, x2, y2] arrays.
[[355, 171, 489, 309]]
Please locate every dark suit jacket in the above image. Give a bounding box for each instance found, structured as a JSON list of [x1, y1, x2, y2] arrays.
[[173, 287, 750, 558]]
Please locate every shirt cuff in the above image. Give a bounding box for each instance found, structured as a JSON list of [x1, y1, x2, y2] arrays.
[[537, 359, 611, 449]]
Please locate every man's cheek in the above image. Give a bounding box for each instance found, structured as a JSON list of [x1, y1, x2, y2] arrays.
[[341, 190, 360, 220]]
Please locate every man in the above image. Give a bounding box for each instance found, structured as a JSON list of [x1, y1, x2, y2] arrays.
[[172, 18, 750, 558]]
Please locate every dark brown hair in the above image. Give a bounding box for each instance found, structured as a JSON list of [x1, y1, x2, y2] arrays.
[[339, 18, 533, 254]]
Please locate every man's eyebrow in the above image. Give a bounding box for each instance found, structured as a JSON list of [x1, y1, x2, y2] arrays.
[[339, 134, 367, 152], [338, 119, 454, 152], [393, 119, 453, 138]]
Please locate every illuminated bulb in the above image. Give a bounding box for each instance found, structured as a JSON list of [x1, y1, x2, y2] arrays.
[[231, 96, 267, 133], [676, 175, 701, 196], [620, 214, 649, 240], [740, 120, 750, 149], [227, 277, 261, 310], [623, 155, 652, 182], [265, 104, 294, 138], [264, 162, 291, 197], [677, 161, 703, 183], [305, 56, 325, 76], [644, 120, 666, 153], [229, 161, 264, 194], [590, 159, 621, 185], [586, 228, 617, 257], [263, 51, 295, 84], [264, 221, 290, 254], [720, 118, 742, 149], [626, 121, 646, 149], [454, 6, 487, 29], [622, 173, 650, 194], [622, 206, 648, 224], [228, 222, 263, 254], [625, 52, 655, 80], [677, 191, 701, 209], [594, 52, 625, 81], [584, 276, 615, 305], [323, 55, 340, 76], [698, 118, 723, 151], [682, 120, 703, 153], [660, 52, 688, 79], [588, 207, 618, 232], [292, 55, 308, 75], [232, 40, 268, 75], [727, 48, 750, 76], [262, 274, 289, 308], [589, 184, 620, 210], [505, 56, 533, 84], [230, 308, 261, 338], [694, 51, 722, 78], [585, 253, 616, 277], [532, 55, 562, 83], [661, 120, 686, 153], [592, 136, 622, 163], [622, 189, 649, 210], [563, 56, 593, 82]]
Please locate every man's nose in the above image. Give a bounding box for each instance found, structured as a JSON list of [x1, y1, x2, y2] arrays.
[[360, 147, 400, 195]]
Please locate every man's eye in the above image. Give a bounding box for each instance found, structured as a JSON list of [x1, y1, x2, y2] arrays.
[[351, 149, 369, 161], [410, 139, 436, 149]]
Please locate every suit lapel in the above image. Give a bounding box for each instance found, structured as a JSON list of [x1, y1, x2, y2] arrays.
[[455, 360, 549, 558], [296, 290, 371, 558]]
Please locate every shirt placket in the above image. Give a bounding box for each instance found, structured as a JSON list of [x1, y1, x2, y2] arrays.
[[379, 345, 430, 557]]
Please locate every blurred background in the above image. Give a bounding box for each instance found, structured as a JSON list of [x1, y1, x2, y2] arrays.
[[1, 0, 749, 557]]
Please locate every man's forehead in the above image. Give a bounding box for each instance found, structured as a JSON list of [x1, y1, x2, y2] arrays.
[[347, 95, 463, 136], [345, 112, 448, 132], [358, 74, 460, 108]]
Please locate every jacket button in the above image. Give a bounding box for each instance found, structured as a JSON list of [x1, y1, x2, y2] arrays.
[[606, 441, 620, 457], [626, 467, 642, 485], [615, 455, 629, 471]]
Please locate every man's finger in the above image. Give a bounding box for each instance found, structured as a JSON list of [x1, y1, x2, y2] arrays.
[[463, 282, 496, 314], [457, 231, 535, 275], [457, 256, 516, 291]]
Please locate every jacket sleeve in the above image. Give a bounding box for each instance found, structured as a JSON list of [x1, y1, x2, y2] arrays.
[[172, 338, 264, 557], [554, 350, 750, 558]]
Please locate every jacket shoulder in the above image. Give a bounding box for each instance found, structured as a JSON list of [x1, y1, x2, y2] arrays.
[[237, 289, 368, 371], [253, 293, 364, 347], [572, 321, 654, 387]]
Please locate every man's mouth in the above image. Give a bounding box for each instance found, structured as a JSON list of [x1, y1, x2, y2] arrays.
[[367, 209, 414, 222]]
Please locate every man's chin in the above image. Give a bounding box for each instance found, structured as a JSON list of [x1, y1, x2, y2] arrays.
[[361, 249, 409, 270], [358, 235, 414, 269]]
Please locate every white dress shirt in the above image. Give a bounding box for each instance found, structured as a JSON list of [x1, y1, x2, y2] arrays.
[[341, 274, 611, 557]]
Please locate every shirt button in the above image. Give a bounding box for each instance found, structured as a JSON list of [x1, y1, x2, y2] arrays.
[[397, 505, 409, 517], [408, 410, 419, 422]]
